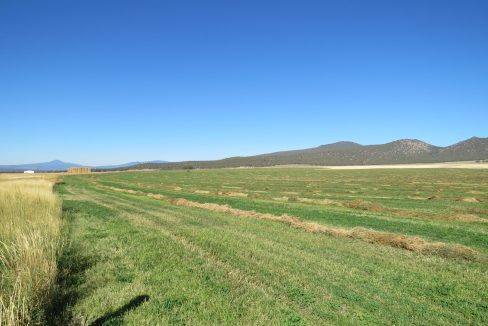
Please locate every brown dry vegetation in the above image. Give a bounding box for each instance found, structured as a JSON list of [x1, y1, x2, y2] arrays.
[[462, 197, 481, 203], [452, 214, 486, 222], [293, 196, 487, 223], [194, 190, 210, 194], [344, 199, 384, 212], [0, 175, 62, 325], [218, 191, 248, 197]]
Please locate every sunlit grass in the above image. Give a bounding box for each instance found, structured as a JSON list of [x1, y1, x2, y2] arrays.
[[0, 175, 61, 325], [55, 169, 488, 324]]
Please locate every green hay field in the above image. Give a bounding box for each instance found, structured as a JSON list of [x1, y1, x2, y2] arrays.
[[54, 168, 487, 324]]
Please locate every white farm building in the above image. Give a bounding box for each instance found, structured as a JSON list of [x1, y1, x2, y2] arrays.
[[23, 170, 35, 174]]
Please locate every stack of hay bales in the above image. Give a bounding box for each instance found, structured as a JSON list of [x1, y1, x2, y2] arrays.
[[67, 167, 91, 174]]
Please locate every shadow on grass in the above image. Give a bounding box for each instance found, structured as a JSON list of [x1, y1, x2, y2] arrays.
[[89, 295, 150, 326], [45, 204, 97, 325], [46, 242, 96, 325], [47, 200, 148, 325]]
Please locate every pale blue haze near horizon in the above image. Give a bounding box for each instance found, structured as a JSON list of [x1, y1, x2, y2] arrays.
[[1, 0, 487, 165]]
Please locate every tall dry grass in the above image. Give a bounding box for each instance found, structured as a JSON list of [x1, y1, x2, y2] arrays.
[[0, 175, 61, 325]]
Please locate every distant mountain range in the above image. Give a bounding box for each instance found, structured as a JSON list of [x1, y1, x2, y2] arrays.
[[0, 160, 167, 172], [2, 137, 486, 172], [95, 160, 168, 170], [132, 137, 488, 170]]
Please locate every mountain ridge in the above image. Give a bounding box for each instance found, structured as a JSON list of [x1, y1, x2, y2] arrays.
[[2, 137, 486, 172], [132, 137, 488, 170]]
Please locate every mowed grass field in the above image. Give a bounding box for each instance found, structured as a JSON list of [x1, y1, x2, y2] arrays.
[[56, 168, 488, 324]]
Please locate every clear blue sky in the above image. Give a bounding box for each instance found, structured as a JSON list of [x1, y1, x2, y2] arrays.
[[1, 0, 487, 165]]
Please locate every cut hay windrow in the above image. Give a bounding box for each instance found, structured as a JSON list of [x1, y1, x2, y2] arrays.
[[98, 184, 488, 225], [171, 198, 483, 261], [96, 183, 486, 254], [218, 191, 248, 197], [296, 197, 487, 223]]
